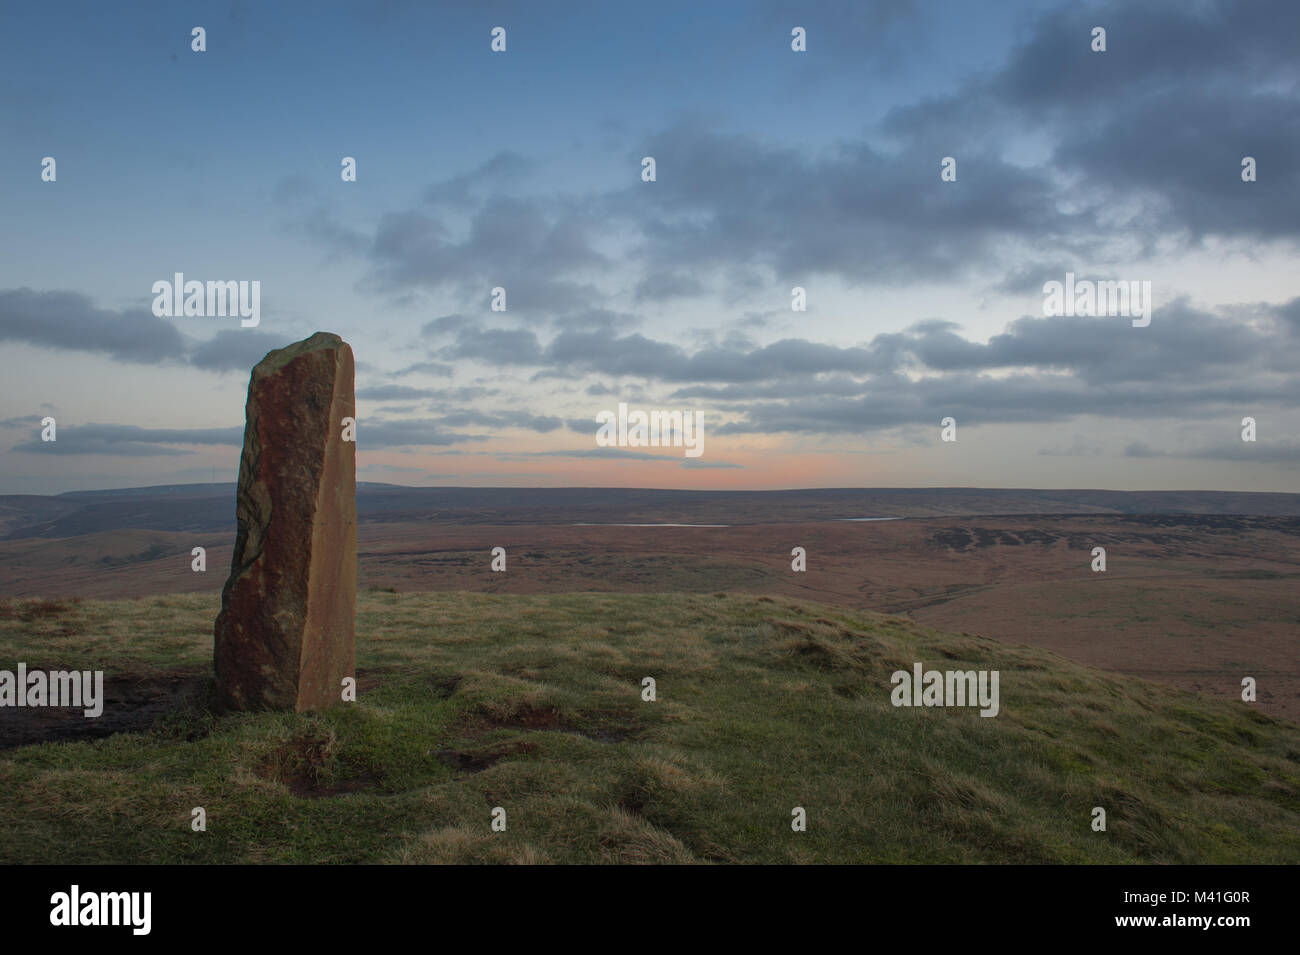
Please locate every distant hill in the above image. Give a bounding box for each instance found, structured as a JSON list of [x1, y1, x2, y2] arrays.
[[4, 484, 1300, 541]]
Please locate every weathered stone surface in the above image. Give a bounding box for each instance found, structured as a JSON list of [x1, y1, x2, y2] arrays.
[[214, 331, 356, 711]]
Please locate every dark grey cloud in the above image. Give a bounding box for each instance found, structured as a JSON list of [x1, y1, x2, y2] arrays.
[[992, 0, 1299, 113], [610, 119, 1091, 287], [15, 411, 578, 458], [1280, 297, 1300, 332], [1126, 439, 1300, 464], [296, 97, 1088, 302], [0, 415, 43, 428], [424, 386, 502, 406], [543, 330, 682, 376], [281, 0, 1299, 314], [0, 288, 188, 364], [885, 0, 1300, 245], [433, 410, 565, 433], [440, 326, 545, 364], [713, 369, 1298, 437], [551, 309, 640, 332], [421, 313, 471, 336], [271, 174, 318, 207], [271, 171, 369, 258], [9, 423, 243, 456], [0, 288, 305, 375], [189, 330, 293, 372], [485, 296, 1300, 436], [367, 196, 607, 310], [875, 302, 1269, 385], [633, 271, 706, 303], [422, 151, 531, 210], [423, 295, 1300, 438], [356, 409, 571, 448], [670, 374, 874, 401], [442, 323, 886, 382], [10, 440, 194, 457], [16, 1, 1278, 469], [357, 384, 441, 401], [291, 205, 370, 257], [394, 360, 454, 377], [358, 419, 490, 449]]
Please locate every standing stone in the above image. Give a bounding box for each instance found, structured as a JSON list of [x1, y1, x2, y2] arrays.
[[214, 332, 356, 711]]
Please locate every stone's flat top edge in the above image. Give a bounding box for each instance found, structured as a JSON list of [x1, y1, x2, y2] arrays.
[[252, 332, 350, 376]]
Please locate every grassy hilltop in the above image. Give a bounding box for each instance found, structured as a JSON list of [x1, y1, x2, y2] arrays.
[[0, 590, 1296, 864]]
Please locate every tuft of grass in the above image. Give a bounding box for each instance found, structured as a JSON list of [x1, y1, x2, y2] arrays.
[[0, 596, 82, 622], [0, 591, 1296, 864]]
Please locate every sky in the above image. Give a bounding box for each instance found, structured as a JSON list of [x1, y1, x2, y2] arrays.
[[1, 0, 1298, 495]]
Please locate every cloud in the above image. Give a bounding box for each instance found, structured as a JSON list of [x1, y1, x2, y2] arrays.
[[10, 440, 194, 457], [271, 174, 318, 207], [432, 410, 565, 433], [1126, 440, 1300, 464], [0, 289, 297, 376], [440, 326, 545, 364], [551, 309, 640, 332], [529, 447, 679, 461], [12, 1, 1298, 482], [281, 0, 1300, 318], [633, 271, 706, 303], [0, 288, 188, 364], [9, 422, 243, 456], [358, 419, 490, 449], [424, 386, 502, 407], [422, 151, 531, 210], [874, 301, 1269, 385], [366, 195, 608, 309], [189, 330, 293, 372], [397, 292, 1300, 440], [884, 0, 1300, 246], [291, 205, 370, 257], [625, 120, 1095, 287], [357, 384, 441, 401], [421, 313, 471, 337], [394, 360, 454, 378], [1037, 438, 1104, 457]]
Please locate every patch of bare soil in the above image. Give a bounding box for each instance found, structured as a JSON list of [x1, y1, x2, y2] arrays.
[[0, 668, 206, 750], [254, 728, 384, 798], [434, 699, 646, 778]]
